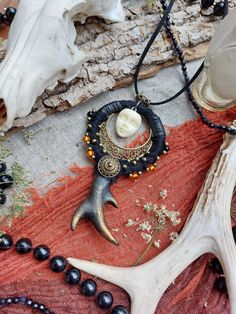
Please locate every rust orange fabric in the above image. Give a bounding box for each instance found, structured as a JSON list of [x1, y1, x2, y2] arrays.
[[0, 107, 236, 313]]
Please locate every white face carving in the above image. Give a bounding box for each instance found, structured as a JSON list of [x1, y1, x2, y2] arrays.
[[116, 108, 142, 138]]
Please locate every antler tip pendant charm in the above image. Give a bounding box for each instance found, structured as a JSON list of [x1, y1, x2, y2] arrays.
[[71, 100, 167, 245], [71, 173, 119, 246]]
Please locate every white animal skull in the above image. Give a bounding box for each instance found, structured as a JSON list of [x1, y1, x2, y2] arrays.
[[116, 109, 142, 138], [0, 0, 125, 132]]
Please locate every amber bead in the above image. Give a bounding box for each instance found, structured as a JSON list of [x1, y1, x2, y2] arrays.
[[87, 150, 94, 158], [83, 135, 90, 143], [149, 165, 155, 171]]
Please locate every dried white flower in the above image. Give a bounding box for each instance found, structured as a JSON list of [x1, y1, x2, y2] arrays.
[[141, 233, 152, 243], [125, 219, 135, 227], [160, 189, 168, 199], [170, 232, 179, 242], [144, 202, 157, 213], [138, 221, 152, 232], [153, 239, 161, 248]]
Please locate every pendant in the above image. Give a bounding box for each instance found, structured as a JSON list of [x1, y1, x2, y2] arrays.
[[71, 100, 169, 245]]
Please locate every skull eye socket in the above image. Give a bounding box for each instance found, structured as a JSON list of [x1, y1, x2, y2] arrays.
[[130, 120, 138, 128]]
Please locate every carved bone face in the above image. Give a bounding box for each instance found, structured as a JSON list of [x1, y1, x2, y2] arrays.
[[0, 0, 125, 132], [116, 108, 142, 138]]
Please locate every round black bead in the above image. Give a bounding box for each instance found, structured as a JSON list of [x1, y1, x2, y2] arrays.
[[26, 299, 33, 306], [32, 302, 39, 309], [0, 194, 6, 205], [97, 291, 113, 310], [232, 226, 236, 242], [213, 2, 225, 16], [39, 304, 45, 311], [0, 233, 13, 251], [201, 0, 214, 9], [2, 14, 9, 25], [34, 245, 50, 261], [50, 256, 67, 273], [0, 298, 5, 305], [13, 297, 19, 304], [214, 277, 227, 293], [6, 298, 13, 304], [15, 238, 32, 254], [0, 13, 4, 24], [210, 258, 224, 274], [5, 7, 17, 22], [0, 175, 14, 189], [112, 305, 129, 314], [81, 279, 97, 297], [0, 162, 6, 173], [65, 268, 81, 285]]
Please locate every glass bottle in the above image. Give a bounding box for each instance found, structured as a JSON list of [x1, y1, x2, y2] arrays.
[[192, 8, 236, 111]]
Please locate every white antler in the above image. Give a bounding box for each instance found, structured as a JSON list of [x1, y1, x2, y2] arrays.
[[68, 132, 236, 314], [0, 0, 124, 132]]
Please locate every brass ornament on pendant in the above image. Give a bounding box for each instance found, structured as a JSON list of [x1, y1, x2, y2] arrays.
[[98, 156, 121, 178]]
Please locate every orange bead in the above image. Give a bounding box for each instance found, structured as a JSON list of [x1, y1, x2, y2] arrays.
[[87, 150, 94, 158], [83, 135, 91, 143], [149, 165, 155, 171], [132, 173, 139, 179]]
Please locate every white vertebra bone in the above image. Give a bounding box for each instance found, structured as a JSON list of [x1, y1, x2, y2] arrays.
[[0, 0, 124, 132], [68, 132, 236, 314]]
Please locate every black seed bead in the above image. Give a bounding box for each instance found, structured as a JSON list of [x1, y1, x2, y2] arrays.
[[39, 304, 45, 311], [201, 0, 214, 9], [32, 302, 39, 309], [44, 310, 50, 314], [81, 279, 97, 297], [5, 7, 17, 22], [112, 305, 129, 314], [65, 268, 81, 285], [214, 277, 227, 293], [0, 233, 13, 251], [0, 162, 6, 173], [19, 297, 27, 304], [2, 14, 9, 25], [210, 258, 224, 274], [0, 298, 5, 305], [34, 245, 50, 261], [0, 175, 14, 189], [26, 299, 33, 306], [0, 194, 6, 205], [50, 256, 67, 273], [0, 13, 4, 25], [15, 238, 32, 254], [13, 297, 19, 304], [97, 291, 113, 310], [214, 2, 225, 16], [232, 227, 236, 242]]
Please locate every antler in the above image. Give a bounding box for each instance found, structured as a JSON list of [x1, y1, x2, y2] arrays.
[[68, 132, 236, 314]]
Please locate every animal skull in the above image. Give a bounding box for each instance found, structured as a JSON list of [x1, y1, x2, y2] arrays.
[[0, 0, 125, 132], [68, 132, 236, 314]]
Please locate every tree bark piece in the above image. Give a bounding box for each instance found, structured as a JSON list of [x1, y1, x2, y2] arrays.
[[1, 0, 235, 130]]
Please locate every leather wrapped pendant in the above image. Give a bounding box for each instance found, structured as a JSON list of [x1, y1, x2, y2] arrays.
[[71, 100, 168, 245]]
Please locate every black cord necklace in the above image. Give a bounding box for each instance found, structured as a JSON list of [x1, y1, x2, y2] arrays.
[[71, 0, 235, 245], [134, 0, 235, 135]]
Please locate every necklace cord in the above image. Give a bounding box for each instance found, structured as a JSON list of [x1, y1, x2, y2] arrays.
[[133, 0, 236, 135], [134, 0, 228, 104]]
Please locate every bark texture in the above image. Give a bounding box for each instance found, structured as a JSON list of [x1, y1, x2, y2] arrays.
[[1, 0, 236, 130]]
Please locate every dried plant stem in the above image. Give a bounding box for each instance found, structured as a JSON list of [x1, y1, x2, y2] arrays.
[[133, 225, 164, 266]]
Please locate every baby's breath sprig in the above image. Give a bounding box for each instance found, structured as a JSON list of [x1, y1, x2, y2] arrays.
[[126, 189, 181, 265]]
